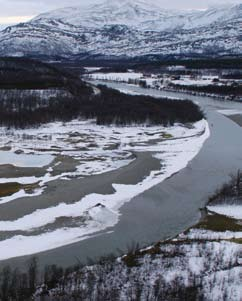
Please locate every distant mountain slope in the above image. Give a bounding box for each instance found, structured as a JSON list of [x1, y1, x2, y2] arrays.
[[0, 0, 241, 59]]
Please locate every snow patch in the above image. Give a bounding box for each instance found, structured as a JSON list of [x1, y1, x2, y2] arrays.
[[208, 205, 242, 220]]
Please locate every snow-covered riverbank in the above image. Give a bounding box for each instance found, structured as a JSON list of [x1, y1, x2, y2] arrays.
[[0, 119, 209, 260], [35, 199, 242, 301]]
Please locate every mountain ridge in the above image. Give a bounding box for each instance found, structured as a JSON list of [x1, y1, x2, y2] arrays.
[[0, 1, 241, 59]]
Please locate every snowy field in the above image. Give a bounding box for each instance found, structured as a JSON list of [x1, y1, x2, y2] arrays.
[[87, 72, 143, 82], [0, 119, 208, 182], [170, 76, 220, 87], [86, 71, 159, 87], [86, 71, 225, 89], [0, 118, 210, 259]]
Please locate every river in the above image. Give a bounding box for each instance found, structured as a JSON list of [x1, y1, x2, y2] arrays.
[[4, 83, 242, 269]]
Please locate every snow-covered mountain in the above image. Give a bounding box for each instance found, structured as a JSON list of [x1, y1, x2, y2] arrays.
[[0, 0, 241, 59]]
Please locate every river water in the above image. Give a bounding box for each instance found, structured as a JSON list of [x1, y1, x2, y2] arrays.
[[4, 83, 242, 268]]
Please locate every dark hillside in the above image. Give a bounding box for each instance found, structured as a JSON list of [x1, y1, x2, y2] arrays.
[[0, 58, 204, 128]]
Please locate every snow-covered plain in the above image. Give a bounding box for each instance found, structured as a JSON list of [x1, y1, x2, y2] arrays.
[[170, 77, 220, 87], [87, 71, 159, 88], [89, 72, 143, 82], [0, 118, 207, 181], [0, 119, 210, 259], [87, 72, 228, 92]]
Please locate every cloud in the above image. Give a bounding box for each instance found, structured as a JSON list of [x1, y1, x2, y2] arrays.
[[0, 16, 33, 24], [0, 0, 91, 17]]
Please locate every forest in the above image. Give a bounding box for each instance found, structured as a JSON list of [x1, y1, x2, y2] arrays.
[[64, 57, 242, 70], [0, 58, 204, 128], [132, 57, 242, 71], [0, 254, 200, 301]]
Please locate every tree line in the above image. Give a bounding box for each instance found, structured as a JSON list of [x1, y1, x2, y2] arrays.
[[169, 82, 242, 97], [0, 85, 204, 128], [0, 57, 205, 128], [0, 58, 204, 128]]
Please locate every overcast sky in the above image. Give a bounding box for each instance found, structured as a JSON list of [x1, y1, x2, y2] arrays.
[[0, 0, 240, 25]]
